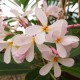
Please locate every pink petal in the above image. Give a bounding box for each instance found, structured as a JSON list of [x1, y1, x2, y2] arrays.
[[41, 51, 54, 61], [51, 19, 68, 37], [37, 44, 52, 52], [25, 25, 42, 36], [10, 9, 20, 17], [58, 58, 74, 67], [22, 10, 32, 17], [56, 44, 67, 58], [0, 43, 7, 51], [43, 0, 47, 12], [54, 62, 61, 77], [13, 44, 31, 55], [39, 62, 53, 76], [35, 32, 46, 44], [46, 33, 53, 43], [4, 46, 11, 64], [62, 36, 79, 46], [35, 8, 47, 26], [13, 34, 32, 46], [26, 45, 34, 62]]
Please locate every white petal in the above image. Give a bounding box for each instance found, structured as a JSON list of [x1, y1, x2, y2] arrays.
[[10, 9, 20, 17], [43, 0, 47, 12], [62, 36, 79, 46], [39, 62, 53, 76], [13, 34, 32, 46], [37, 44, 52, 52], [0, 43, 7, 51], [4, 46, 11, 64], [35, 32, 46, 44], [42, 51, 54, 61], [54, 62, 61, 77], [22, 10, 32, 17], [13, 44, 31, 56], [26, 45, 34, 62], [51, 19, 68, 37], [46, 32, 53, 42], [35, 8, 47, 26], [58, 58, 74, 67], [25, 25, 42, 36], [56, 44, 67, 58]]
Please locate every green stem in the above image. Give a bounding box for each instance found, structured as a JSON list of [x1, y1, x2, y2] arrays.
[[50, 73, 57, 80]]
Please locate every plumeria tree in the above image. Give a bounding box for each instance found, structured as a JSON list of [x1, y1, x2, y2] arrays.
[[0, 0, 80, 80]]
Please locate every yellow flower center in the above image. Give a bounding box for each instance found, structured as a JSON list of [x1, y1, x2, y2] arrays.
[[32, 37, 35, 45], [8, 42, 13, 46], [53, 57, 58, 62], [42, 26, 49, 32], [55, 38, 62, 44]]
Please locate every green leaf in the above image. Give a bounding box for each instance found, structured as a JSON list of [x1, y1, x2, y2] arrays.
[[61, 62, 80, 78], [0, 62, 30, 75], [70, 46, 80, 57], [20, 0, 29, 9], [25, 67, 49, 80]]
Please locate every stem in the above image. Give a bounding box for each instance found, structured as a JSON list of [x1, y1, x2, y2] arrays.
[[50, 73, 57, 80]]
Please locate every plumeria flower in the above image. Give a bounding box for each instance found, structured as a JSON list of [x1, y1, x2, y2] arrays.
[[10, 9, 32, 29], [46, 19, 79, 58], [26, 8, 56, 44], [0, 39, 18, 64], [39, 46, 74, 77], [12, 34, 38, 63], [42, 0, 62, 19]]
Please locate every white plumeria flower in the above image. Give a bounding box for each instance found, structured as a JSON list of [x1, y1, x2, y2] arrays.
[[39, 46, 74, 77], [12, 34, 37, 63], [0, 39, 18, 64], [26, 8, 55, 44], [42, 0, 62, 18], [10, 9, 32, 29], [46, 19, 79, 58]]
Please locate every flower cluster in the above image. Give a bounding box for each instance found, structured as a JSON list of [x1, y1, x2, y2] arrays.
[[0, 0, 79, 78]]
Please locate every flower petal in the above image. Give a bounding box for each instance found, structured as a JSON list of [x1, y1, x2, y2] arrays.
[[25, 25, 42, 36], [26, 45, 34, 62], [43, 0, 47, 12], [13, 44, 31, 55], [22, 10, 32, 17], [4, 46, 11, 64], [37, 44, 52, 52], [62, 36, 79, 46], [0, 43, 7, 51], [35, 32, 46, 44], [42, 51, 54, 61], [13, 34, 32, 46], [54, 62, 61, 77], [56, 44, 67, 58], [58, 58, 74, 67], [10, 9, 20, 17], [39, 62, 53, 76], [51, 19, 68, 37], [35, 8, 47, 26]]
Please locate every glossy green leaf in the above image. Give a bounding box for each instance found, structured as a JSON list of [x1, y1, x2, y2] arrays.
[[70, 46, 80, 57], [25, 67, 49, 80], [61, 62, 80, 78]]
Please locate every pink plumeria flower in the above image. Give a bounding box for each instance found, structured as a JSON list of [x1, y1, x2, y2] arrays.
[[10, 9, 32, 29], [12, 34, 36, 63], [0, 39, 18, 64], [42, 0, 62, 19], [39, 46, 74, 77], [26, 8, 55, 44], [46, 19, 79, 58]]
